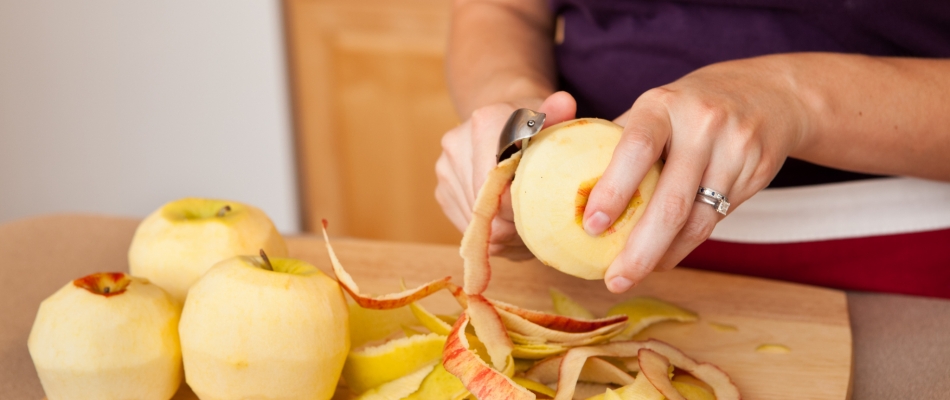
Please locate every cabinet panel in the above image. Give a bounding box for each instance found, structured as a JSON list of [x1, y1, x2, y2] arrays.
[[285, 0, 462, 244]]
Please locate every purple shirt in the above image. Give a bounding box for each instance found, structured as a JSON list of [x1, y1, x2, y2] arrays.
[[550, 0, 950, 186]]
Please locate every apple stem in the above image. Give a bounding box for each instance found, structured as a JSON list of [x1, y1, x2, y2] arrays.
[[260, 249, 274, 271], [216, 205, 232, 217], [103, 286, 111, 294]]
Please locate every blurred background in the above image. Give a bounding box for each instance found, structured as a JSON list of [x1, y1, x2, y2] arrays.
[[0, 0, 462, 244]]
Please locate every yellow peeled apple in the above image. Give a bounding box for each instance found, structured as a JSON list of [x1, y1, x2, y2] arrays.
[[129, 198, 287, 304], [511, 119, 662, 279], [28, 272, 182, 400], [179, 254, 349, 400]]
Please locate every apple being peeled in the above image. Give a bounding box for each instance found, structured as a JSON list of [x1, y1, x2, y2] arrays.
[[28, 272, 182, 400], [129, 198, 287, 304], [511, 119, 662, 279], [179, 253, 349, 400]]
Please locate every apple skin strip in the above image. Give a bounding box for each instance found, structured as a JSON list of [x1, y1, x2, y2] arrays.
[[461, 153, 522, 295], [585, 372, 664, 400], [605, 388, 623, 400], [509, 331, 549, 345], [445, 282, 469, 308], [553, 340, 741, 400], [467, 294, 515, 371], [512, 377, 557, 398], [491, 299, 628, 333], [443, 312, 536, 400], [321, 220, 452, 309], [511, 343, 568, 359], [550, 287, 597, 320], [403, 363, 470, 400], [637, 349, 686, 400], [606, 297, 698, 340], [524, 355, 634, 386], [409, 301, 454, 336], [496, 308, 626, 346], [355, 362, 437, 400]]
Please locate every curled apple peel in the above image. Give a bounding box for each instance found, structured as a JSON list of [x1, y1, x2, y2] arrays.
[[320, 120, 738, 399], [322, 220, 452, 309], [497, 308, 626, 346], [342, 333, 446, 393], [490, 299, 628, 333], [606, 297, 698, 340], [554, 339, 740, 400], [443, 312, 535, 400], [460, 153, 521, 295], [637, 348, 685, 400], [466, 294, 515, 371], [525, 354, 635, 386]]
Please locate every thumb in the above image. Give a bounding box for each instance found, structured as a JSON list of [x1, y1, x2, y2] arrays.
[[538, 91, 577, 127]]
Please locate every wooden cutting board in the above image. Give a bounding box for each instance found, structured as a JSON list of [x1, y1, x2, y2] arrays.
[[158, 235, 851, 400]]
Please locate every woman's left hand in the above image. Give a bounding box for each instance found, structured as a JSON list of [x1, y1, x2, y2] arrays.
[[582, 56, 812, 293]]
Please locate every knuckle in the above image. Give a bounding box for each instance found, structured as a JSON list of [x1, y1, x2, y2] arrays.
[[656, 194, 693, 228], [440, 129, 460, 152], [675, 92, 730, 134], [696, 102, 729, 131], [470, 105, 500, 122], [618, 129, 657, 157], [469, 104, 511, 136], [592, 183, 627, 210], [734, 120, 757, 138], [434, 155, 452, 179], [680, 215, 715, 244], [639, 87, 675, 104], [616, 251, 653, 277]]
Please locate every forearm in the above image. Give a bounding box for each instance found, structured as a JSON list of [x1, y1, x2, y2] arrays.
[[783, 53, 950, 181], [447, 0, 556, 117]]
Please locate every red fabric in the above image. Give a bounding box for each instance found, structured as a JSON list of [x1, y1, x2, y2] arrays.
[[682, 228, 950, 299]]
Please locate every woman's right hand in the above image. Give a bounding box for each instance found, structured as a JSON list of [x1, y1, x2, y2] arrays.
[[435, 92, 577, 260]]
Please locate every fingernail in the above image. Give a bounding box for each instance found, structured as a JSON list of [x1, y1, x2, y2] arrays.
[[608, 276, 633, 293], [584, 211, 610, 236]]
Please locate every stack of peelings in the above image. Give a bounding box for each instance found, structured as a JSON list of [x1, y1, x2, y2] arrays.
[[321, 152, 741, 400]]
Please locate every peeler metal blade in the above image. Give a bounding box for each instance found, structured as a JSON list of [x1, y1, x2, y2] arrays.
[[496, 108, 546, 163]]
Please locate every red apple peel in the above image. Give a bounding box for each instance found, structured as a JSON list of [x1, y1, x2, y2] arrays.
[[467, 294, 515, 371], [443, 312, 535, 400], [553, 340, 740, 400], [525, 355, 635, 386], [497, 308, 626, 346], [318, 142, 739, 399], [491, 299, 628, 333], [637, 348, 685, 400], [321, 221, 451, 309], [460, 153, 521, 295]]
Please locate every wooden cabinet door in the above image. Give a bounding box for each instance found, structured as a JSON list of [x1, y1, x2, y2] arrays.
[[284, 0, 462, 244]]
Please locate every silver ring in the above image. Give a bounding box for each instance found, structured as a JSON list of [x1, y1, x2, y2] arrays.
[[696, 187, 730, 216]]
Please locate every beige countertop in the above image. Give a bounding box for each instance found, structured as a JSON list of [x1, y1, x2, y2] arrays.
[[2, 214, 949, 399]]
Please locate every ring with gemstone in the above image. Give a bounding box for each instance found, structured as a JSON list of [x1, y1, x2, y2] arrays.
[[696, 187, 730, 216]]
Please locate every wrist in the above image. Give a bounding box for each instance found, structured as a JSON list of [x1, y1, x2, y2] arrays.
[[770, 53, 834, 160]]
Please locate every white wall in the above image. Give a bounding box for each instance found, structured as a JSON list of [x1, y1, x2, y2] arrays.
[[0, 0, 300, 233]]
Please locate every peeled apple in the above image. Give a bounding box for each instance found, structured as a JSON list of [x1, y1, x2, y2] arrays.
[[28, 272, 182, 400], [511, 118, 662, 279], [179, 255, 349, 400]]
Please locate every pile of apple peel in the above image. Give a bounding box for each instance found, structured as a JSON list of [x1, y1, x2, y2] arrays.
[[322, 119, 741, 400]]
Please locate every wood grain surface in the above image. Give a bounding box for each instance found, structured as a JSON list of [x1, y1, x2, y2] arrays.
[[285, 235, 853, 400], [22, 223, 851, 400], [10, 216, 950, 400]]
